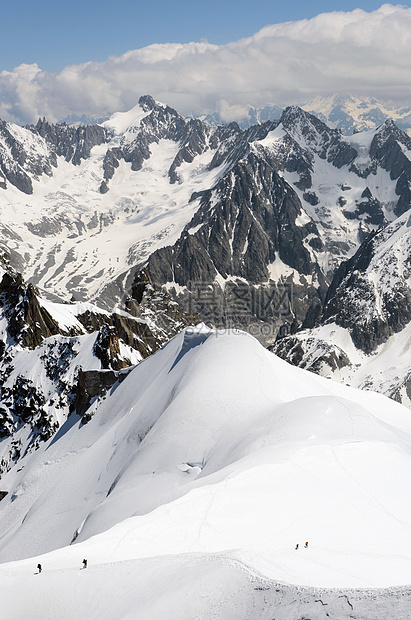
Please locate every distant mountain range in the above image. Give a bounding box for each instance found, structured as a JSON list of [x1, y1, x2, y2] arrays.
[[62, 94, 411, 135], [60, 112, 112, 127], [198, 94, 411, 134], [302, 94, 411, 136]]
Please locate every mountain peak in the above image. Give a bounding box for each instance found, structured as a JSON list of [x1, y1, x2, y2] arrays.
[[138, 94, 157, 112], [279, 105, 330, 134], [373, 116, 411, 148], [280, 105, 308, 123], [278, 104, 343, 152]]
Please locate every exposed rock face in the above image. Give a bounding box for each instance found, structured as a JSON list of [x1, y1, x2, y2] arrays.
[[0, 367, 61, 471], [73, 369, 119, 420], [321, 222, 411, 353], [279, 106, 357, 170], [130, 267, 153, 303], [146, 140, 327, 333], [101, 147, 121, 183], [0, 270, 86, 471], [342, 188, 385, 226], [123, 99, 186, 171], [75, 308, 157, 361], [367, 120, 411, 217], [0, 121, 36, 194], [271, 211, 411, 407], [168, 118, 212, 183], [125, 267, 202, 342], [0, 116, 106, 195], [93, 325, 123, 370], [100, 95, 216, 192], [33, 118, 107, 165], [0, 273, 67, 348], [273, 333, 351, 374]]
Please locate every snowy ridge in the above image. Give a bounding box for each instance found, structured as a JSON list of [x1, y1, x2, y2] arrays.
[[101, 104, 152, 138]]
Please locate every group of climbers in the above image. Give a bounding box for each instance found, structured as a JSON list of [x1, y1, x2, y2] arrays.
[[37, 559, 87, 573]]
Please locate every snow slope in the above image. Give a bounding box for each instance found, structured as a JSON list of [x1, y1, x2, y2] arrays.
[[0, 141, 225, 305], [2, 553, 411, 620], [0, 326, 411, 602]]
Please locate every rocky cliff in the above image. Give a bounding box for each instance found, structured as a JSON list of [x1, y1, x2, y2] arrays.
[[272, 211, 411, 407]]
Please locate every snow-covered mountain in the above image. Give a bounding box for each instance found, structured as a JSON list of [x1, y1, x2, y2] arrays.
[[273, 209, 411, 406], [146, 105, 411, 338], [0, 97, 229, 307], [201, 95, 411, 136], [303, 94, 411, 136], [59, 112, 112, 127], [199, 103, 284, 129], [1, 94, 411, 617], [2, 95, 411, 343], [0, 326, 411, 618]]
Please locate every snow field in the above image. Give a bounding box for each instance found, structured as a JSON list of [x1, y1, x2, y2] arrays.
[[0, 327, 410, 597], [0, 554, 265, 620], [0, 123, 226, 304]]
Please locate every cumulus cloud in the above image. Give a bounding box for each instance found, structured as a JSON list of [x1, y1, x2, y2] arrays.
[[1, 4, 411, 125]]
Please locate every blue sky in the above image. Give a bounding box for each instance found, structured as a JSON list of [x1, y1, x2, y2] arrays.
[[2, 3, 411, 124], [1, 1, 403, 71]]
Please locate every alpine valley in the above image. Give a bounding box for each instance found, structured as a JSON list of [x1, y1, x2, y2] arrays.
[[1, 95, 411, 618]]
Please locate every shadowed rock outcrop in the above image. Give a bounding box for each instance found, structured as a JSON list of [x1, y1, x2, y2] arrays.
[[73, 369, 118, 421], [0, 273, 71, 348]]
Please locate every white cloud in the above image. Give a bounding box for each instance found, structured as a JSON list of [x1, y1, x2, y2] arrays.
[[1, 4, 411, 125]]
